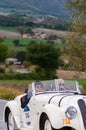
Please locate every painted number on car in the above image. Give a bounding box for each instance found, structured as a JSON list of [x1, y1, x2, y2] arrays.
[[63, 118, 71, 125]]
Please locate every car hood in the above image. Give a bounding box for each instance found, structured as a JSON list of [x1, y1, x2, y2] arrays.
[[35, 93, 86, 107], [49, 93, 86, 107]]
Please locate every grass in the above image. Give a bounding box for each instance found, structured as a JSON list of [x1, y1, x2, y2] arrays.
[[0, 26, 19, 33], [77, 79, 86, 94], [4, 38, 29, 51], [3, 38, 45, 51], [77, 79, 86, 89], [3, 37, 64, 51], [54, 42, 65, 50], [0, 79, 85, 86], [0, 79, 31, 85]]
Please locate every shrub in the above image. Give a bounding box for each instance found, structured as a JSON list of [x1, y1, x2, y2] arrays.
[[0, 70, 58, 80], [0, 86, 21, 100], [0, 67, 5, 73], [0, 73, 32, 80], [23, 61, 31, 68]]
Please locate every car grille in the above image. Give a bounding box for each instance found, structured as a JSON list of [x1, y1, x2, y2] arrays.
[[78, 99, 86, 129]]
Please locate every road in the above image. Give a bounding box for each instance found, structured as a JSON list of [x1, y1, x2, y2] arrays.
[[0, 100, 7, 130]]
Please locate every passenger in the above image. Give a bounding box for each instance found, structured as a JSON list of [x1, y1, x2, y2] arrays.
[[58, 78, 65, 90]]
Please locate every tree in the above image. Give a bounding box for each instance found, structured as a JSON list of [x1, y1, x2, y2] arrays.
[[0, 43, 8, 63], [16, 51, 26, 63], [26, 42, 61, 79], [25, 28, 34, 36], [0, 38, 4, 43], [25, 21, 34, 27], [17, 26, 25, 36], [29, 40, 37, 45], [13, 39, 20, 46], [65, 0, 86, 71]]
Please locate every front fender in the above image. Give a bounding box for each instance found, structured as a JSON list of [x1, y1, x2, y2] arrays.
[[4, 100, 21, 128], [41, 104, 63, 129], [41, 103, 82, 130]]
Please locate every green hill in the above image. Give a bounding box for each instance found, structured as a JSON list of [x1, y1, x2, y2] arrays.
[[0, 0, 70, 18]]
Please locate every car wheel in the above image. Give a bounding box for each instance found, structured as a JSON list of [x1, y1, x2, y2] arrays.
[[44, 119, 53, 130], [7, 110, 14, 130], [40, 114, 54, 130]]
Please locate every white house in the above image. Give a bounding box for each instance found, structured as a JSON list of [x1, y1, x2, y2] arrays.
[[5, 58, 18, 64]]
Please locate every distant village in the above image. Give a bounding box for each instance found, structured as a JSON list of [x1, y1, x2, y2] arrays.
[[22, 32, 47, 40]]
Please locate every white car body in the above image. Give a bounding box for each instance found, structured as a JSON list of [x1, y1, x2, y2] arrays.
[[3, 79, 86, 130]]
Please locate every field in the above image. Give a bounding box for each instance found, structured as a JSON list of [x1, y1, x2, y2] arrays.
[[0, 80, 32, 99], [0, 30, 21, 38], [4, 38, 30, 51], [33, 28, 67, 37], [4, 38, 45, 51], [3, 37, 64, 51], [0, 26, 19, 33], [0, 27, 66, 51], [0, 80, 32, 92], [57, 70, 86, 80]]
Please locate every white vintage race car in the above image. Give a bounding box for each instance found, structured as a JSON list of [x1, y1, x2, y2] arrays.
[[3, 79, 86, 130]]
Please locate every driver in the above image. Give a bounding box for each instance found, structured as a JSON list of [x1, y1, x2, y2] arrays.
[[35, 81, 44, 93], [21, 81, 43, 108]]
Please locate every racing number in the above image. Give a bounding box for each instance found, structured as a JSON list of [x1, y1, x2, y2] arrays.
[[63, 118, 71, 125]]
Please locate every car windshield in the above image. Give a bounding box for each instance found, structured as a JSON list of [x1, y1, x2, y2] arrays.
[[35, 79, 79, 94], [28, 79, 80, 95]]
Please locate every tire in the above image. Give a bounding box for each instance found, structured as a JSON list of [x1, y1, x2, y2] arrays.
[[44, 119, 53, 130], [40, 114, 54, 130], [7, 110, 14, 130], [40, 115, 75, 130]]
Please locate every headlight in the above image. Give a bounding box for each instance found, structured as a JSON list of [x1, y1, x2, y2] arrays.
[[65, 106, 77, 119]]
